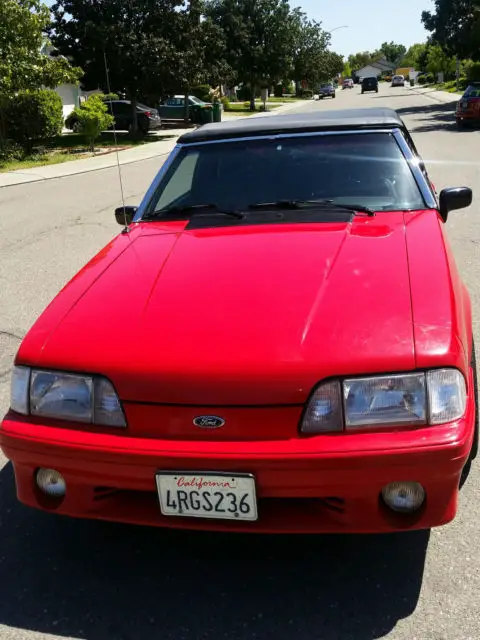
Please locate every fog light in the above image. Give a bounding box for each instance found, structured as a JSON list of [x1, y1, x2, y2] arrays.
[[36, 468, 66, 498], [381, 482, 425, 513]]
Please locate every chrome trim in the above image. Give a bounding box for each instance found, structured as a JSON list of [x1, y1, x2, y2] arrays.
[[392, 128, 437, 209], [176, 128, 396, 148], [136, 128, 437, 221], [132, 145, 183, 222]]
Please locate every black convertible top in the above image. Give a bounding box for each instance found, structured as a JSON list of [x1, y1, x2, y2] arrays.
[[178, 108, 404, 144]]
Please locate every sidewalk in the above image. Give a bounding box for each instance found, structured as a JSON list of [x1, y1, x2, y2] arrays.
[[407, 85, 462, 104], [0, 101, 302, 189]]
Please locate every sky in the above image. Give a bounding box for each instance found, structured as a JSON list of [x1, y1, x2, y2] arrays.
[[299, 0, 433, 57]]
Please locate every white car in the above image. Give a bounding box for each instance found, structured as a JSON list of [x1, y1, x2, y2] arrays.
[[392, 75, 405, 87]]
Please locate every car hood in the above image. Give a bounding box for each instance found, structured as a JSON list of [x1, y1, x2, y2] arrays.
[[19, 215, 417, 405]]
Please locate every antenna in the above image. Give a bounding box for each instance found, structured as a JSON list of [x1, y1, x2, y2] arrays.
[[103, 50, 129, 234]]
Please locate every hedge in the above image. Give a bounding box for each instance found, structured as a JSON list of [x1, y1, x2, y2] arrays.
[[191, 84, 212, 102], [5, 89, 64, 153]]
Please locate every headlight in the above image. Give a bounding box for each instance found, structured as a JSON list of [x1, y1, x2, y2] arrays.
[[301, 369, 467, 433], [10, 367, 126, 427], [344, 373, 426, 428]]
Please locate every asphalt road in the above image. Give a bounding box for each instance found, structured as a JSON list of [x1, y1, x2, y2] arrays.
[[0, 84, 479, 640]]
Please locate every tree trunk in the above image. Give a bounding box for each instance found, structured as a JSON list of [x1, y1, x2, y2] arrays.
[[249, 87, 255, 112], [184, 92, 190, 124]]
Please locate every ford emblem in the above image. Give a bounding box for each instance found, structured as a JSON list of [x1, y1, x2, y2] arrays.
[[193, 415, 225, 429]]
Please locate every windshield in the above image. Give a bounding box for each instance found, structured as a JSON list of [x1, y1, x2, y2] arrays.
[[189, 96, 203, 104], [145, 133, 426, 216], [465, 85, 480, 98]]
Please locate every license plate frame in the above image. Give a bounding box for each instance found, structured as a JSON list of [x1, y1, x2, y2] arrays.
[[156, 471, 258, 522]]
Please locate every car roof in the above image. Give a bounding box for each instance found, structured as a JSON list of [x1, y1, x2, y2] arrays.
[[178, 108, 404, 144]]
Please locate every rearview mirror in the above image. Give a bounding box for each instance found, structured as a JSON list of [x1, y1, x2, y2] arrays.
[[115, 205, 137, 226], [439, 187, 472, 222]]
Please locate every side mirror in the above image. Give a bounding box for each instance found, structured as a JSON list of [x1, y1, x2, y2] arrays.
[[439, 187, 472, 222], [115, 205, 137, 226]]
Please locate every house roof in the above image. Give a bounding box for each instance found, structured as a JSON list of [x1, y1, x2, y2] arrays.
[[178, 108, 404, 144], [355, 59, 396, 75]]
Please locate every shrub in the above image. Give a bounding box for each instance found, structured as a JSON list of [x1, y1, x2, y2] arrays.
[[73, 94, 115, 151], [0, 139, 23, 164], [191, 84, 212, 102], [5, 89, 64, 153], [273, 84, 284, 98], [418, 75, 427, 85], [464, 60, 480, 82], [220, 96, 230, 111]]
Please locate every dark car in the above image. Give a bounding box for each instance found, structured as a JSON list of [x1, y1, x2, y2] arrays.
[[158, 95, 213, 122], [361, 77, 379, 94], [318, 84, 336, 99], [456, 82, 480, 128], [65, 100, 162, 135]]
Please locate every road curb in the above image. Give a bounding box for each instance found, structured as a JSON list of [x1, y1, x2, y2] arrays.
[[407, 87, 461, 104]]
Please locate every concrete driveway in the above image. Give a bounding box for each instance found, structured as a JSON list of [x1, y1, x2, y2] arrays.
[[0, 82, 478, 640]]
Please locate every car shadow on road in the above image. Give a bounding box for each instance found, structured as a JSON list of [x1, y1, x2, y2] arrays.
[[0, 463, 430, 640], [395, 101, 476, 134]]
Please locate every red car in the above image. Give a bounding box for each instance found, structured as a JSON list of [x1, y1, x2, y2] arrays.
[[456, 82, 480, 128], [1, 108, 477, 534]]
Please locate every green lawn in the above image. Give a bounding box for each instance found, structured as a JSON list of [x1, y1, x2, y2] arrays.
[[0, 131, 174, 173], [266, 96, 300, 103], [416, 81, 464, 94], [225, 102, 282, 114]]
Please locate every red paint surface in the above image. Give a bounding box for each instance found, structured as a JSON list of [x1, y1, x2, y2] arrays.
[[1, 209, 476, 532]]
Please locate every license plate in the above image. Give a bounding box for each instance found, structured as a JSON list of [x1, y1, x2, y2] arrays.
[[156, 472, 258, 521]]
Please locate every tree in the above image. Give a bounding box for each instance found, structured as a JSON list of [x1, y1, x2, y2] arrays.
[[402, 43, 428, 69], [290, 11, 330, 88], [426, 43, 457, 78], [0, 0, 81, 139], [205, 0, 299, 110], [50, 0, 183, 131], [172, 1, 230, 122], [72, 94, 114, 152], [343, 61, 353, 78], [422, 0, 480, 61], [347, 50, 383, 71], [380, 41, 407, 63]]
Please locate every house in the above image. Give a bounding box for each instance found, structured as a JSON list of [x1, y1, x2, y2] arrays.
[[40, 44, 103, 124], [354, 57, 396, 80]]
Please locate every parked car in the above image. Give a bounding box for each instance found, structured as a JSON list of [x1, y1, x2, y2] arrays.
[[456, 82, 480, 128], [392, 75, 405, 87], [318, 83, 336, 99], [361, 77, 379, 93], [342, 78, 354, 89], [159, 95, 213, 122], [1, 108, 476, 534], [65, 99, 162, 135]]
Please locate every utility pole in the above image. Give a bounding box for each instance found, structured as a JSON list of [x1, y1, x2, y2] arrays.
[[456, 56, 460, 92]]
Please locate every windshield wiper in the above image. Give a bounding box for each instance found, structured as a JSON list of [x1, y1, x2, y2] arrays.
[[144, 204, 244, 220], [248, 200, 375, 216]]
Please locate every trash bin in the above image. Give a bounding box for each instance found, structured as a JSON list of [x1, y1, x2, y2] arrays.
[[212, 102, 222, 123], [410, 78, 415, 87], [199, 105, 213, 124]]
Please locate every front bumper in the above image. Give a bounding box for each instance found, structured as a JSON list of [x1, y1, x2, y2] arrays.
[[1, 390, 475, 533]]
